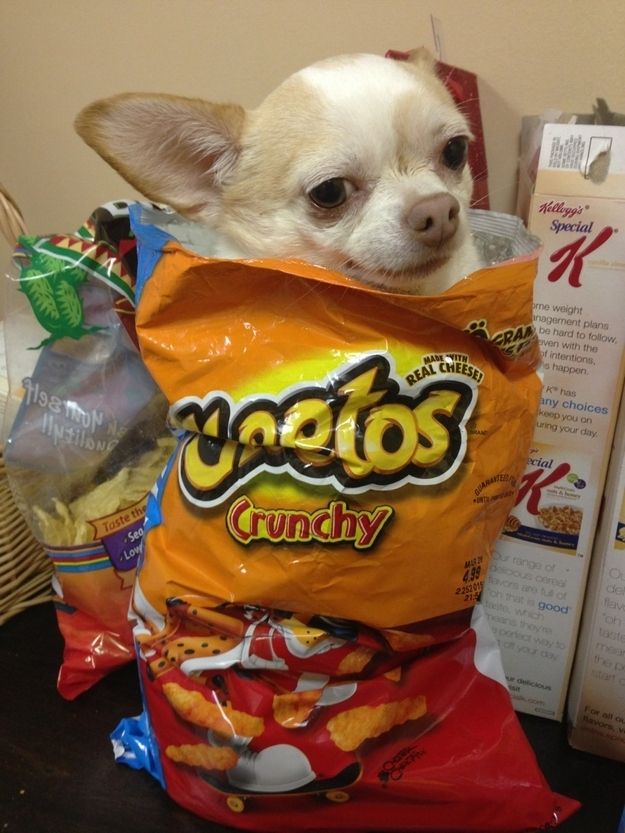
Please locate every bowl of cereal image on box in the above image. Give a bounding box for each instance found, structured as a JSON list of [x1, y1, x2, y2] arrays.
[[536, 503, 583, 551]]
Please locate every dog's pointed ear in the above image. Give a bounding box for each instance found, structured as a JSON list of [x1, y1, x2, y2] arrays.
[[74, 93, 246, 215], [404, 47, 438, 72]]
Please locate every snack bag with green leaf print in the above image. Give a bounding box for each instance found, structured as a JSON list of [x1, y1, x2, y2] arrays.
[[2, 202, 172, 699]]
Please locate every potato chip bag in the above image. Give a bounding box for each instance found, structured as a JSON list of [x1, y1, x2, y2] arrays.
[[113, 206, 579, 830], [3, 203, 173, 698]]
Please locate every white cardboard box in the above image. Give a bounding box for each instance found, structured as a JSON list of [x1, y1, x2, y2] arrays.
[[482, 124, 625, 719], [567, 383, 625, 761]]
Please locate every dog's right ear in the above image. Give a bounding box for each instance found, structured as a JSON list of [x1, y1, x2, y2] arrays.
[[74, 93, 246, 216]]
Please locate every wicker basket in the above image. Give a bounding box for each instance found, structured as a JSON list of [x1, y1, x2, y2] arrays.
[[0, 454, 53, 624], [0, 183, 53, 624]]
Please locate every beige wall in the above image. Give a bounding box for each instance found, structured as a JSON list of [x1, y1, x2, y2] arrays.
[[1, 0, 624, 274]]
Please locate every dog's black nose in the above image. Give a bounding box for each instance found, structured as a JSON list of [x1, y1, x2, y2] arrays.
[[408, 194, 460, 247]]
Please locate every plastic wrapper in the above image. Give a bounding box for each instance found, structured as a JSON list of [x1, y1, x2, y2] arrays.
[[112, 205, 579, 830], [3, 203, 172, 699]]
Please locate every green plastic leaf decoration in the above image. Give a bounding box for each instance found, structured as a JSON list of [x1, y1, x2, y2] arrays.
[[18, 249, 104, 349]]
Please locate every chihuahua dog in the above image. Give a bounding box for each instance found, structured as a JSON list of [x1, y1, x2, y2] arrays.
[[75, 49, 480, 294]]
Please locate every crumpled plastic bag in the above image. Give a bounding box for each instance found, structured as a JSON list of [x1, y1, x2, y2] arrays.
[[3, 203, 173, 698]]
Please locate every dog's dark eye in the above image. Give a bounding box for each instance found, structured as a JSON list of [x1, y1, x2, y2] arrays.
[[442, 136, 469, 171], [308, 178, 353, 209]]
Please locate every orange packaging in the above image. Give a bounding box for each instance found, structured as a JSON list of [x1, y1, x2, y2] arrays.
[[134, 218, 541, 627], [113, 207, 578, 831]]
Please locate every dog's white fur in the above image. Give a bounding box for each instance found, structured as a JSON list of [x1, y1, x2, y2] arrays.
[[75, 50, 480, 294]]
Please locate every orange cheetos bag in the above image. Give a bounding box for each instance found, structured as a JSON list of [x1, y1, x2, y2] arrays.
[[111, 206, 579, 831]]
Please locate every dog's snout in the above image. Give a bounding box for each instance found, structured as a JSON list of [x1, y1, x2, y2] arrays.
[[407, 194, 460, 247]]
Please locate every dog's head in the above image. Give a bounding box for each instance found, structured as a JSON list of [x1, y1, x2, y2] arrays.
[[76, 50, 478, 293]]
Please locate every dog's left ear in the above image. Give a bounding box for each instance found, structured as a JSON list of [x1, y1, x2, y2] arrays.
[[386, 47, 438, 74], [75, 93, 246, 216], [403, 47, 438, 73]]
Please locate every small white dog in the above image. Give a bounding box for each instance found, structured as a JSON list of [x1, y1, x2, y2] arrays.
[[75, 50, 480, 294]]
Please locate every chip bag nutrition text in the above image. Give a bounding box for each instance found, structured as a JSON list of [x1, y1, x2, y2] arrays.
[[113, 207, 578, 831]]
